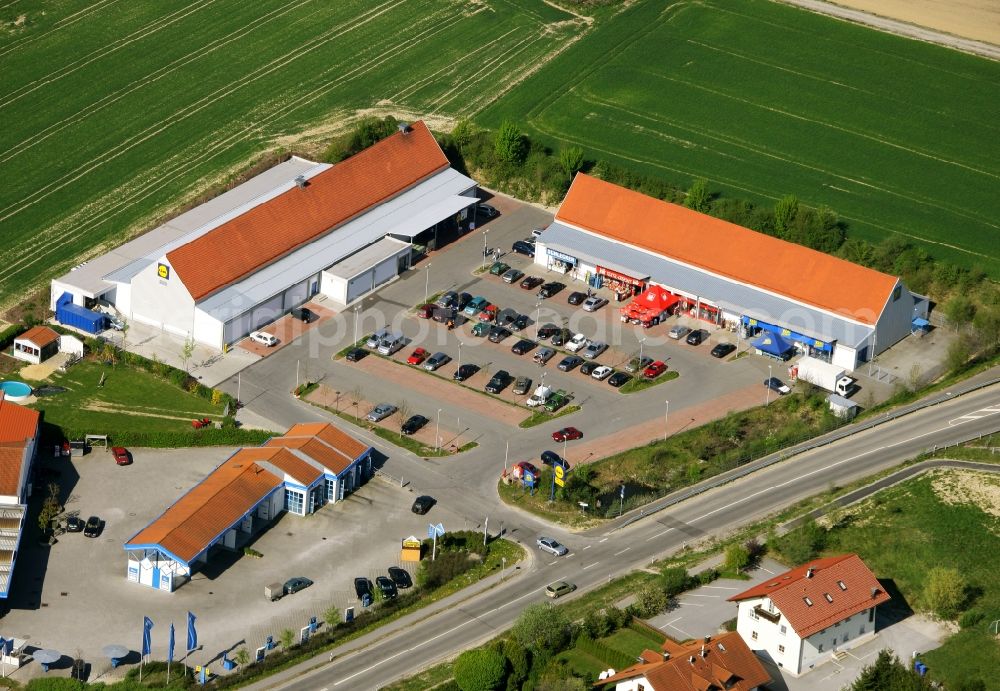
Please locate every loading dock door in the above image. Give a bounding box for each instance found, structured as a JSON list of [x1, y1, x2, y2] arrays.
[[346, 271, 374, 304], [372, 255, 398, 288], [251, 294, 283, 330], [223, 309, 253, 345], [283, 280, 309, 310]]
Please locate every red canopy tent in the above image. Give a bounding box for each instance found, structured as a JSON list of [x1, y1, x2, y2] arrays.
[[619, 285, 681, 325]]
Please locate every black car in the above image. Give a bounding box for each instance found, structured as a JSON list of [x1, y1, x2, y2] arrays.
[[345, 348, 367, 362], [537, 282, 565, 298], [497, 308, 518, 327], [512, 313, 529, 331], [511, 240, 535, 257], [457, 292, 473, 310], [283, 577, 313, 594], [686, 329, 706, 345], [511, 339, 535, 355], [354, 577, 373, 600], [567, 291, 587, 306], [558, 355, 583, 372], [485, 370, 511, 394], [579, 361, 598, 376], [540, 450, 564, 466], [83, 515, 102, 538], [401, 414, 429, 435], [411, 495, 435, 514], [453, 364, 479, 381], [290, 307, 317, 323], [388, 566, 412, 589], [711, 343, 736, 358], [436, 291, 458, 309], [608, 372, 631, 387], [488, 326, 512, 343], [66, 516, 83, 533], [375, 576, 398, 600], [477, 203, 498, 218], [551, 328, 572, 347], [536, 324, 559, 340]]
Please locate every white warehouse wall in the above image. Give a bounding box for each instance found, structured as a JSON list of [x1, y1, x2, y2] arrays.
[[129, 257, 195, 336]]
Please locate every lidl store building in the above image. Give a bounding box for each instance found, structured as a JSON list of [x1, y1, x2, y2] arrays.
[[537, 174, 927, 371]]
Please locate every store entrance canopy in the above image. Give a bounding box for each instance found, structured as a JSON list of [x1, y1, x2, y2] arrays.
[[386, 195, 476, 238], [752, 332, 795, 357]]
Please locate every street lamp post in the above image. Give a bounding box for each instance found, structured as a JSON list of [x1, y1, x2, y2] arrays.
[[663, 400, 669, 441], [766, 364, 772, 406], [482, 230, 489, 270], [457, 340, 462, 370], [534, 299, 542, 340], [424, 263, 432, 304], [335, 390, 341, 413], [353, 307, 360, 345], [638, 337, 646, 363], [435, 408, 442, 451]]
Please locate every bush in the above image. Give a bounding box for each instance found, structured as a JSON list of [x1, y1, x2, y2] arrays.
[[416, 551, 475, 589], [574, 635, 633, 671], [511, 604, 572, 654], [49, 427, 274, 448], [453, 647, 507, 691], [958, 610, 985, 629], [633, 582, 669, 618], [923, 567, 968, 619], [775, 517, 827, 564], [0, 323, 26, 350], [660, 566, 691, 596], [723, 544, 751, 574], [696, 568, 719, 585], [501, 638, 531, 688]]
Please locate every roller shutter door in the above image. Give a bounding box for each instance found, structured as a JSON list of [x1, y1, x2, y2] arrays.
[[283, 280, 309, 310], [372, 255, 398, 288], [251, 294, 283, 330], [223, 309, 253, 345], [346, 271, 373, 304]]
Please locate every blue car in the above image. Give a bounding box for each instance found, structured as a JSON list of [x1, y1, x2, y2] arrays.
[[463, 296, 488, 316]]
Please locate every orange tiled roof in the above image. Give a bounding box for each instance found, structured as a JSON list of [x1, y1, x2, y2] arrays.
[[728, 554, 890, 638], [0, 444, 26, 497], [556, 174, 898, 325], [167, 121, 448, 301], [16, 326, 59, 348], [280, 422, 369, 471], [263, 446, 324, 486], [601, 632, 770, 691], [0, 399, 39, 443]]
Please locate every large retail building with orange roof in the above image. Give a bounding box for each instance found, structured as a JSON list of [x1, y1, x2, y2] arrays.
[[50, 121, 479, 350], [537, 174, 927, 370]]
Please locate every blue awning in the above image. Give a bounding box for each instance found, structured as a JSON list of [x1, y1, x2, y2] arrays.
[[912, 317, 930, 328], [752, 332, 795, 357]]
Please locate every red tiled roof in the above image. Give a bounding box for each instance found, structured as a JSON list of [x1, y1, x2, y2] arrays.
[[0, 399, 39, 443], [728, 554, 890, 638], [262, 447, 324, 486], [0, 444, 27, 497], [167, 121, 449, 301], [16, 326, 59, 348], [279, 422, 369, 473], [601, 632, 770, 691], [556, 174, 898, 325]]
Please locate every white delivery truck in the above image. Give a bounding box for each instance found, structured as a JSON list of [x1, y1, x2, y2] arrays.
[[526, 384, 552, 407], [792, 356, 855, 396]]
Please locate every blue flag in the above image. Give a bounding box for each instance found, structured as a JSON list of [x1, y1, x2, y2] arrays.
[[187, 611, 198, 652], [168, 623, 175, 663], [142, 616, 154, 657], [3, 638, 12, 656]]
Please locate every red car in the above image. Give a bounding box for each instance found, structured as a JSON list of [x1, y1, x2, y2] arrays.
[[407, 347, 429, 365], [416, 304, 435, 319], [643, 361, 668, 379], [478, 304, 497, 322], [552, 427, 583, 442], [112, 446, 131, 466]]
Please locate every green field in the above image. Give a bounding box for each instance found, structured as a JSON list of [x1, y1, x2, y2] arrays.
[[2, 0, 999, 310]]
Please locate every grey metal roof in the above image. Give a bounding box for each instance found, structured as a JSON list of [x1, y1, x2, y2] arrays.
[[201, 168, 476, 321], [541, 222, 874, 348], [55, 157, 328, 296], [324, 237, 411, 280]]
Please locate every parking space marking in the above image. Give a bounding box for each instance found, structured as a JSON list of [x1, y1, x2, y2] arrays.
[[760, 566, 775, 574], [614, 547, 630, 556], [662, 617, 694, 639], [674, 601, 704, 606], [686, 593, 721, 598], [701, 585, 740, 590]]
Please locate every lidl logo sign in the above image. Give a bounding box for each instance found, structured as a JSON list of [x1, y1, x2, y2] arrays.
[[157, 263, 170, 280]]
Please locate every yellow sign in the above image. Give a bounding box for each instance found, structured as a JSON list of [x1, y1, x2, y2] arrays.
[[402, 538, 421, 549], [554, 464, 565, 487], [157, 263, 170, 280], [781, 328, 791, 337]]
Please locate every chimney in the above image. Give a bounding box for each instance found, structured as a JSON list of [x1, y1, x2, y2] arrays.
[[294, 175, 307, 189], [398, 122, 410, 135], [662, 652, 670, 662], [871, 587, 879, 598], [704, 635, 711, 643], [806, 568, 814, 578]]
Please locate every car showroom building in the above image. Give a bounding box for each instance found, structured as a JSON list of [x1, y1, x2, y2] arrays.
[[50, 121, 479, 350], [123, 422, 371, 593], [536, 174, 927, 370]]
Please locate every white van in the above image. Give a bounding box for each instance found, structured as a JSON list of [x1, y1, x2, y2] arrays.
[[377, 331, 405, 356]]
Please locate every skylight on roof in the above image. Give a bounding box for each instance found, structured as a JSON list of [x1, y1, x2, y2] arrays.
[[838, 580, 847, 591], [824, 593, 834, 603], [804, 597, 813, 606]]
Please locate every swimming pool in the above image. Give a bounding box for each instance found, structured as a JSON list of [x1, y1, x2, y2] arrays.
[[0, 381, 32, 402]]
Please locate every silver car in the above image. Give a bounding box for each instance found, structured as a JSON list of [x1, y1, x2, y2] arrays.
[[669, 325, 691, 340], [365, 403, 397, 422], [581, 341, 608, 359], [424, 352, 451, 371], [537, 537, 568, 556], [532, 347, 556, 364], [581, 296, 608, 312]]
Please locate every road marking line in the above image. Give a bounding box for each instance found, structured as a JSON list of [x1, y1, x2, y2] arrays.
[[599, 537, 608, 543], [675, 602, 704, 606], [583, 545, 592, 550], [614, 547, 630, 556], [582, 561, 600, 570], [686, 594, 719, 598], [701, 585, 740, 590]]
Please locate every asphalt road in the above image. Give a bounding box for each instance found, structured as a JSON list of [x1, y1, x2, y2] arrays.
[[249, 379, 1000, 690]]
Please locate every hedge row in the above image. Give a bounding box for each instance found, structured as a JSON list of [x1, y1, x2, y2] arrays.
[[575, 634, 635, 671], [0, 323, 26, 350], [49, 427, 275, 448]]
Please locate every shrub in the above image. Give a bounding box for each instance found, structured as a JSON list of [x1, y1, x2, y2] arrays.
[[958, 610, 984, 629], [696, 568, 719, 585], [923, 567, 968, 619], [453, 647, 507, 691], [501, 638, 531, 688], [0, 324, 26, 350], [511, 604, 572, 653], [574, 635, 633, 671], [416, 551, 475, 589], [633, 582, 669, 618], [723, 544, 751, 574], [660, 566, 691, 596]]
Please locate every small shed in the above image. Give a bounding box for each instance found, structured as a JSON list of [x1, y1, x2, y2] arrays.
[[12, 326, 60, 364], [58, 334, 85, 359], [828, 393, 859, 419]]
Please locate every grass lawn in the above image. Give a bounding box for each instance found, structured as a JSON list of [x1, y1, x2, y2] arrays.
[[619, 370, 679, 394], [30, 360, 223, 435], [821, 471, 1000, 689], [601, 627, 663, 657], [519, 404, 581, 429]]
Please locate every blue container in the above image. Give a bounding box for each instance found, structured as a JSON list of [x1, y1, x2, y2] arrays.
[[55, 292, 107, 334]]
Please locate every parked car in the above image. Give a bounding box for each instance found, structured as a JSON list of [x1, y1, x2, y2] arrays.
[[283, 577, 313, 595], [411, 495, 435, 514], [765, 377, 791, 395], [591, 365, 614, 380], [453, 364, 479, 381], [643, 361, 668, 379], [478, 304, 498, 323], [457, 292, 473, 310], [531, 227, 545, 238], [401, 414, 429, 435], [608, 372, 632, 387], [388, 566, 412, 589], [83, 515, 103, 538], [485, 370, 511, 394], [436, 291, 458, 308], [375, 576, 398, 600], [567, 291, 587, 306], [552, 427, 583, 442], [546, 580, 576, 598], [566, 333, 589, 352], [711, 342, 736, 358], [406, 347, 429, 365], [579, 361, 598, 376], [366, 328, 390, 348], [533, 347, 556, 364], [512, 376, 532, 395], [537, 282, 565, 298], [416, 303, 435, 319], [550, 328, 572, 347], [488, 326, 512, 343], [536, 323, 559, 339], [511, 240, 535, 257], [66, 516, 83, 532], [686, 329, 706, 345], [111, 446, 131, 466], [345, 348, 367, 362], [477, 203, 498, 218], [365, 403, 397, 422], [249, 331, 278, 347], [424, 352, 451, 370], [463, 296, 488, 316], [497, 307, 518, 327], [489, 261, 510, 276], [512, 314, 529, 331], [581, 341, 608, 359], [624, 356, 653, 373], [354, 577, 373, 600], [668, 325, 691, 340], [582, 296, 608, 312], [511, 339, 535, 355], [520, 276, 544, 290], [290, 307, 317, 323], [502, 268, 524, 284], [558, 355, 583, 371], [537, 537, 568, 556]]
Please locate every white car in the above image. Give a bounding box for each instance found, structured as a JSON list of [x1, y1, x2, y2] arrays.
[[565, 333, 589, 352], [591, 365, 614, 380], [581, 296, 608, 312], [536, 537, 568, 556], [581, 341, 608, 359], [249, 331, 278, 347]]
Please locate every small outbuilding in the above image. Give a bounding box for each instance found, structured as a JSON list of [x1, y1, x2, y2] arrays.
[[12, 326, 60, 364], [828, 394, 859, 419]]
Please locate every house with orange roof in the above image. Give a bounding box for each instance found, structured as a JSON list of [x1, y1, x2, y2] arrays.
[[51, 121, 480, 350], [0, 395, 41, 598], [727, 554, 890, 674], [598, 631, 770, 691], [123, 422, 371, 592], [537, 174, 927, 371]]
